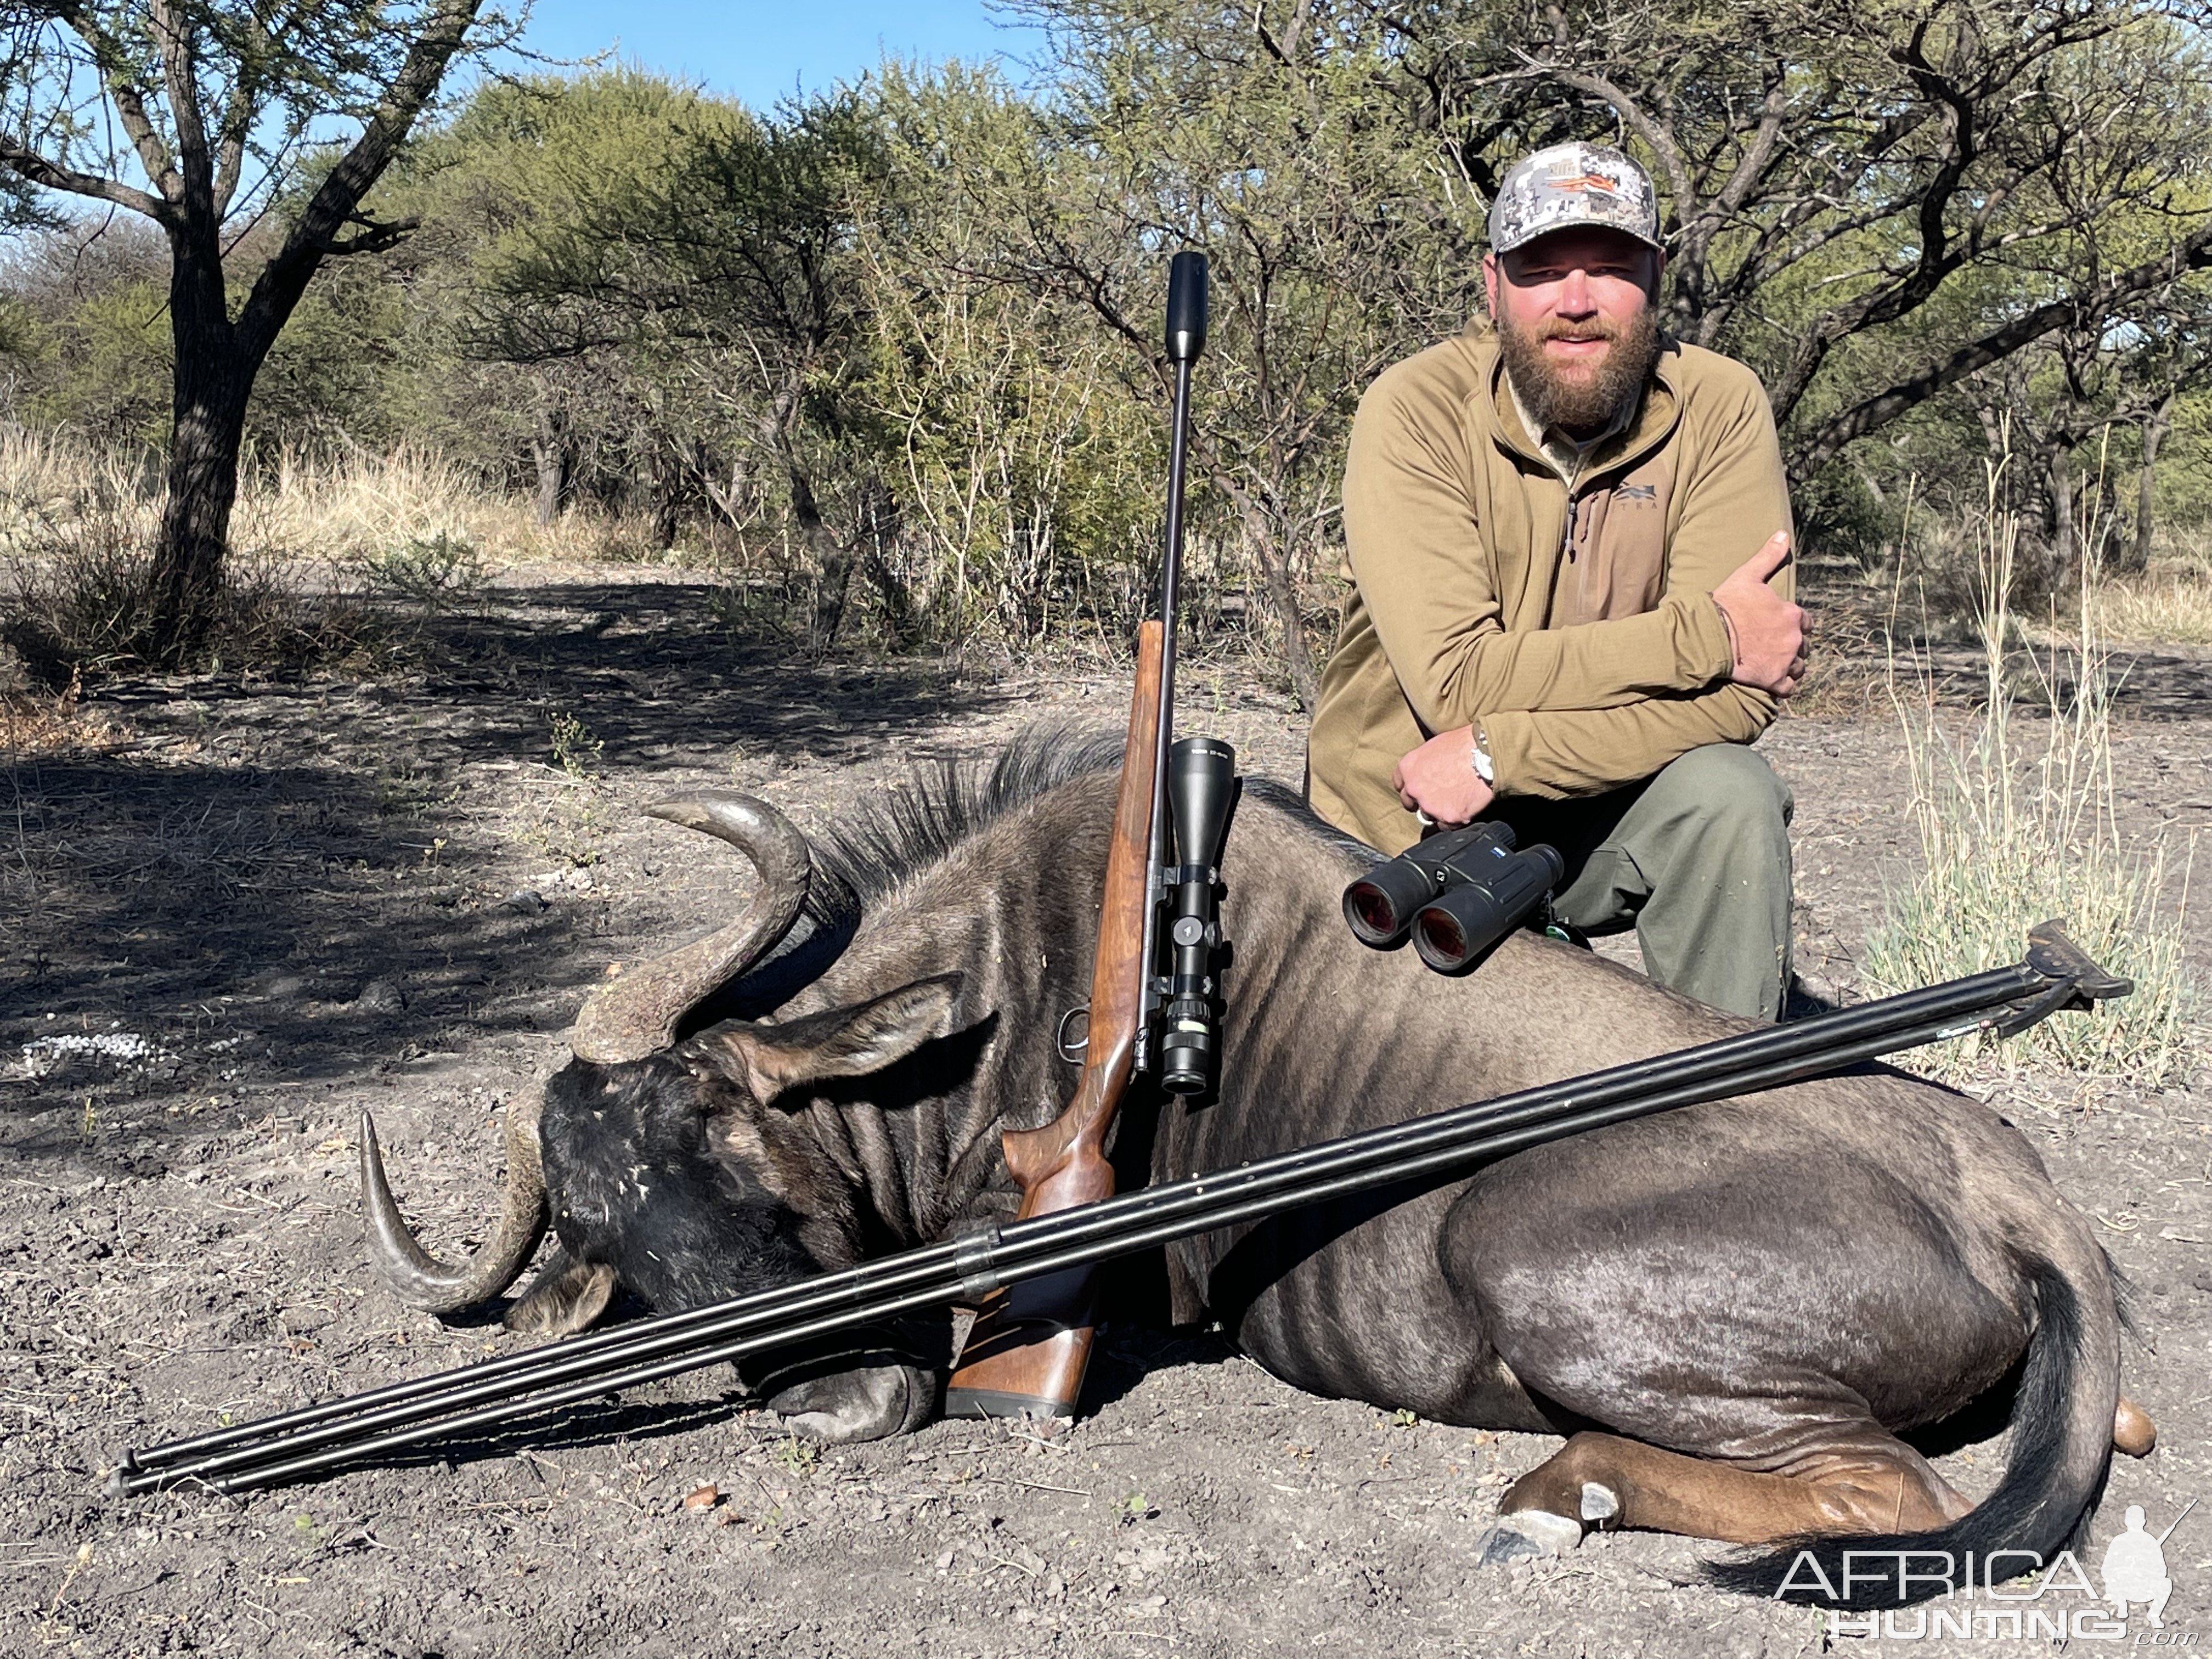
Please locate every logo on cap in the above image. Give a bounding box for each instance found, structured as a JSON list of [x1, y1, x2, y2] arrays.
[[1489, 143, 1662, 255]]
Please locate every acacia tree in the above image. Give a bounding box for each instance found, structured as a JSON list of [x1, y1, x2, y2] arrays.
[[352, 73, 729, 535], [0, 1, 506, 658], [955, 1, 1486, 707], [1380, 0, 2212, 477], [853, 70, 1160, 646], [1967, 281, 2212, 577], [422, 73, 900, 644]]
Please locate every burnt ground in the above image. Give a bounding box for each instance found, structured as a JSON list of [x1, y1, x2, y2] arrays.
[[3, 567, 2211, 1659]]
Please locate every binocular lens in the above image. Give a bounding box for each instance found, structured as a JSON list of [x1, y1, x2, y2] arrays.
[[1342, 861, 1440, 947], [1344, 881, 1407, 946], [1410, 844, 1566, 974], [1413, 904, 1469, 969]]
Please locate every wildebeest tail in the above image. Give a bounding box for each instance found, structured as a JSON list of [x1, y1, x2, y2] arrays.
[[1708, 1254, 2118, 1607]]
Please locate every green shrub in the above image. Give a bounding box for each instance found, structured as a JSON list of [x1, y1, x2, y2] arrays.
[[342, 530, 487, 610]]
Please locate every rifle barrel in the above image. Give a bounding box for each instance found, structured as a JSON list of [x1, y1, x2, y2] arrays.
[[137, 1001, 2021, 1496], [113, 933, 2115, 1497], [1138, 254, 1207, 1064]]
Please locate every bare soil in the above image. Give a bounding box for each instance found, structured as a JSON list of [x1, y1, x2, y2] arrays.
[[4, 570, 2211, 1659]]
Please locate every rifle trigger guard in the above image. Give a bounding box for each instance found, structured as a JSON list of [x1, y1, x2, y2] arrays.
[[953, 1226, 1003, 1301], [1056, 1006, 1091, 1063]]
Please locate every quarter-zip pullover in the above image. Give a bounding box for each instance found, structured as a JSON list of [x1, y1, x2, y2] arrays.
[[1307, 319, 1794, 855]]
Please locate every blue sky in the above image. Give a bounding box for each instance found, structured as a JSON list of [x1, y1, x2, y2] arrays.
[[506, 0, 1052, 109]]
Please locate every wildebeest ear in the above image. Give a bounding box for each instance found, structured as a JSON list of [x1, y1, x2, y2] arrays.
[[504, 1251, 619, 1338], [715, 974, 963, 1102]]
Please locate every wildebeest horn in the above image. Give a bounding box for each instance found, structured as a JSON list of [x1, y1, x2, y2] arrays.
[[568, 793, 813, 1064], [358, 1090, 548, 1313]]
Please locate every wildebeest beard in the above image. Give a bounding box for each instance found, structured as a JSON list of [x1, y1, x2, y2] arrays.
[[1496, 299, 1662, 438]]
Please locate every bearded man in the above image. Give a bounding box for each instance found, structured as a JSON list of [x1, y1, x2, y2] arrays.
[[1306, 142, 1808, 1020]]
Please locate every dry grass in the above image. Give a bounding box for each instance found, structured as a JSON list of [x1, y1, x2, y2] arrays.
[[2086, 550, 2212, 646], [0, 425, 708, 670], [0, 680, 134, 755], [0, 424, 685, 568], [235, 443, 669, 567], [2, 488, 381, 674], [1863, 472, 2200, 1084]]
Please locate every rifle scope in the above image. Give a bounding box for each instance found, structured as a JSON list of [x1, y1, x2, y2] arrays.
[[1136, 247, 1210, 1077], [1159, 735, 1236, 1096]]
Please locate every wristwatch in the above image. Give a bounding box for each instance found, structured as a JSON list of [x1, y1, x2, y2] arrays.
[[1469, 724, 1496, 785]]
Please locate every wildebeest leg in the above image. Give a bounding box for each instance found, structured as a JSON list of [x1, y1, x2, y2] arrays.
[[749, 1312, 958, 1443], [1474, 1430, 1972, 1564], [762, 1363, 939, 1443], [504, 1249, 619, 1336]]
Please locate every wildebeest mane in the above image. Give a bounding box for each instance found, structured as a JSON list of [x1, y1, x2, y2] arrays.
[[699, 726, 1119, 1024], [809, 724, 1127, 909], [699, 726, 1368, 1027], [809, 731, 1379, 909]]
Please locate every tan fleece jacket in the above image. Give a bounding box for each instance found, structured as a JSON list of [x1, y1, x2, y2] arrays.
[[1306, 320, 1793, 854]]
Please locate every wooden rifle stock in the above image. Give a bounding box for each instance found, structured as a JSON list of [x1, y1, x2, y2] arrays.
[[943, 620, 1164, 1418]]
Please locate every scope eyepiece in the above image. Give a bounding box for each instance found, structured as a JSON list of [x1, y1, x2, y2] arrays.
[[1342, 821, 1519, 949], [1158, 993, 1216, 1095], [1410, 844, 1566, 974]]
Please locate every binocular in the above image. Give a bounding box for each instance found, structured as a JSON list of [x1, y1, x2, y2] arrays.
[[1342, 821, 1564, 974]]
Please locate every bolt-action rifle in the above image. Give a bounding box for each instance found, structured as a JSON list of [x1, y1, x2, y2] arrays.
[[943, 250, 1235, 1421]]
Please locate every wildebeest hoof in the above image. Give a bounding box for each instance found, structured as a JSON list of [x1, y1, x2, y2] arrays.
[[767, 1363, 939, 1443], [1475, 1509, 1583, 1566], [1579, 1482, 1620, 1525]]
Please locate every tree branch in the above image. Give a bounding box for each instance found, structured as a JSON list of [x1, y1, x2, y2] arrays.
[[0, 132, 165, 219], [234, 0, 486, 362], [1788, 224, 2212, 476], [50, 1, 181, 196], [149, 0, 213, 217], [314, 213, 424, 257]]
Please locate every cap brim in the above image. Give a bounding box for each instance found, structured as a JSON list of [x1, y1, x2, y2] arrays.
[[1493, 221, 1663, 256]]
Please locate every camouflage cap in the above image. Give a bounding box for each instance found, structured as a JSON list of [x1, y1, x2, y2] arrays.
[[1488, 142, 1661, 256]]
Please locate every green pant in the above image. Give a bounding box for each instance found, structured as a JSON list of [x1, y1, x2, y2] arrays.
[[1488, 744, 1795, 1020]]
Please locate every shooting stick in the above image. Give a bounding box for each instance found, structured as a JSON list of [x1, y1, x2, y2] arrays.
[[109, 923, 2129, 1496]]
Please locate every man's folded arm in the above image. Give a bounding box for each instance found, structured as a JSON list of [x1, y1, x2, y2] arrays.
[[1482, 684, 1781, 799], [1643, 370, 1797, 646]]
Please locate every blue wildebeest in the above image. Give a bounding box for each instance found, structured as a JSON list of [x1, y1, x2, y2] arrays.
[[359, 735, 2154, 1600]]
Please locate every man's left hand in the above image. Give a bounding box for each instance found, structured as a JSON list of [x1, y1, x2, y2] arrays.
[[1393, 726, 1496, 827]]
